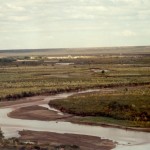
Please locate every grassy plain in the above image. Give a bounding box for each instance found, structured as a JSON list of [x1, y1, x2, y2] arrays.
[[49, 85, 150, 128], [0, 53, 150, 102], [0, 50, 150, 128]]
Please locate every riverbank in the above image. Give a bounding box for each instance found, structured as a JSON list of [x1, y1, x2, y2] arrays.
[[0, 90, 150, 150], [18, 130, 116, 150], [49, 85, 150, 129], [69, 117, 150, 132], [8, 105, 72, 121], [0, 130, 115, 150], [2, 86, 150, 132], [8, 105, 150, 133]]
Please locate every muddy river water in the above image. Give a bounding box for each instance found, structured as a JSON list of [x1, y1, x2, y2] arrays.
[[0, 90, 150, 150]]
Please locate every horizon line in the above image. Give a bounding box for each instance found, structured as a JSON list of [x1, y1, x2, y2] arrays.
[[0, 45, 150, 51]]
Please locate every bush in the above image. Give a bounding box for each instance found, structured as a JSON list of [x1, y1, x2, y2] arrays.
[[0, 128, 4, 139]]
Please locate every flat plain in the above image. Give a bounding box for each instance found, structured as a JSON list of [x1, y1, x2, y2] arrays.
[[0, 47, 150, 149]]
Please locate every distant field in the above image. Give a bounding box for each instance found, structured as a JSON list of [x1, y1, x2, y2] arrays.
[[0, 53, 149, 101], [0, 49, 150, 128], [0, 46, 150, 57]]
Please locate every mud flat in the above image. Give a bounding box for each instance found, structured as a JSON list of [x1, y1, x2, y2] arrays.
[[8, 105, 72, 121], [19, 130, 115, 150]]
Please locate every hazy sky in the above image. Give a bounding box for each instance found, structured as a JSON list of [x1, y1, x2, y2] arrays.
[[0, 0, 150, 49]]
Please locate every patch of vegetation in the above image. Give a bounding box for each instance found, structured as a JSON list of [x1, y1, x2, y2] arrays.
[[0, 54, 150, 102], [73, 116, 150, 128], [49, 86, 150, 127], [0, 57, 16, 63], [53, 145, 80, 150], [0, 128, 4, 140]]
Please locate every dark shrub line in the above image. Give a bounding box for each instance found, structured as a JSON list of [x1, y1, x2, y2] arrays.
[[0, 82, 149, 102]]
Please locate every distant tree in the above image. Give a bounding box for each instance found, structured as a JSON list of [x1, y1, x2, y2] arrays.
[[24, 56, 30, 59], [0, 57, 15, 63]]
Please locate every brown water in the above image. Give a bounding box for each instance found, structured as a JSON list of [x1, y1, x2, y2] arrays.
[[0, 90, 150, 150]]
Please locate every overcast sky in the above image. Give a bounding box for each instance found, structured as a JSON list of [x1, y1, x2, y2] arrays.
[[0, 0, 150, 49]]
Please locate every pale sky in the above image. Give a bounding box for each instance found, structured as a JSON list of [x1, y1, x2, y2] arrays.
[[0, 0, 150, 49]]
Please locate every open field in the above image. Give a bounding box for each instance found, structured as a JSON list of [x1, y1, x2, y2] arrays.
[[0, 50, 150, 128], [0, 46, 150, 57], [0, 48, 150, 149], [0, 51, 150, 101]]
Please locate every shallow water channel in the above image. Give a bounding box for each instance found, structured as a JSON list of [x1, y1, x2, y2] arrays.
[[0, 90, 150, 150]]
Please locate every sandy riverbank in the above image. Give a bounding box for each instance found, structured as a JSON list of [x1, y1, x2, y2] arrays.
[[19, 130, 116, 150], [0, 98, 116, 150], [8, 105, 72, 121]]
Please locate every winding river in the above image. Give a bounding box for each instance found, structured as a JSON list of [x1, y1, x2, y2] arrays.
[[0, 90, 150, 150]]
